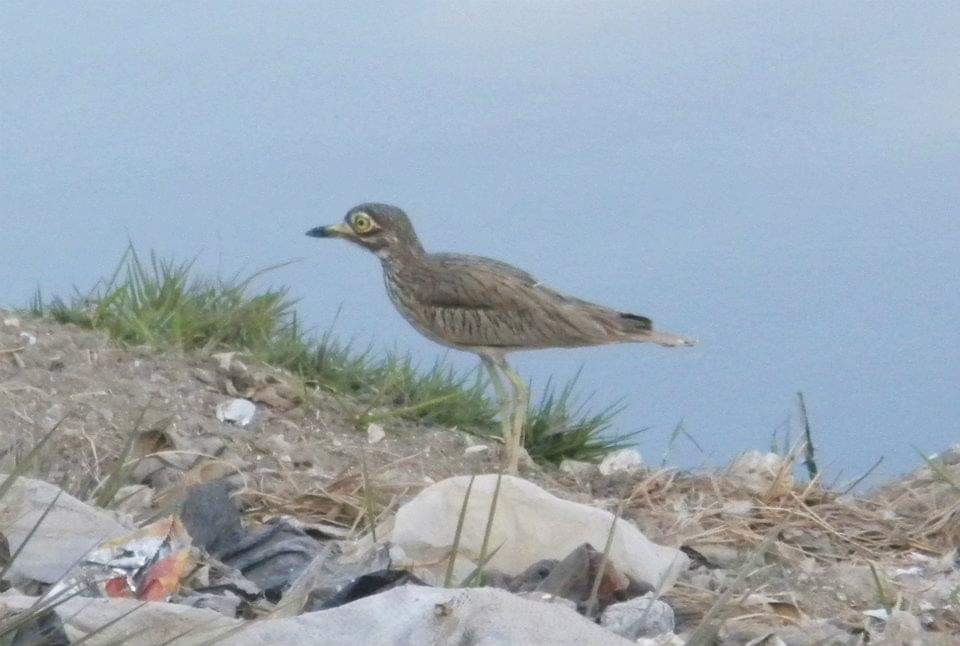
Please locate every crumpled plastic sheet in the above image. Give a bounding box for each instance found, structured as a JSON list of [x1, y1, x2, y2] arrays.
[[62, 517, 194, 602]]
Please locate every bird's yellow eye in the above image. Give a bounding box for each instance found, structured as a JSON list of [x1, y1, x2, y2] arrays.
[[351, 212, 374, 234]]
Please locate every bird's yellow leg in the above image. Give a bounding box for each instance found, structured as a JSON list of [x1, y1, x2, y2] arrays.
[[498, 359, 530, 474], [481, 356, 514, 465]]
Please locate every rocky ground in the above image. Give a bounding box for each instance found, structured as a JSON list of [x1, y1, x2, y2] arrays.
[[1, 312, 958, 644]]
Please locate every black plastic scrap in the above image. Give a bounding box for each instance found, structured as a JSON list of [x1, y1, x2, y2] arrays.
[[179, 480, 321, 602]]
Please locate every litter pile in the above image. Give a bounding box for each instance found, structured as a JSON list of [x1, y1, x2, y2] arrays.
[[1, 313, 958, 644]]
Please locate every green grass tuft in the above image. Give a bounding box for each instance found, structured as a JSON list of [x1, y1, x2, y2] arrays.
[[27, 247, 630, 464], [522, 374, 638, 464]]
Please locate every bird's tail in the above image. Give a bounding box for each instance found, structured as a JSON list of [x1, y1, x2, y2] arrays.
[[617, 312, 696, 347]]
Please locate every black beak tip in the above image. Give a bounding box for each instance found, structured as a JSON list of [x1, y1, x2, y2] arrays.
[[306, 226, 326, 238]]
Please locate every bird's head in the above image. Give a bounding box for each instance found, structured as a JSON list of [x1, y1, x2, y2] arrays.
[[307, 203, 423, 258]]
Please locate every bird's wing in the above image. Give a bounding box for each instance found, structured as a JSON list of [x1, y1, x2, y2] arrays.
[[405, 253, 690, 350], [429, 254, 538, 286], [419, 253, 541, 309], [410, 253, 617, 348]]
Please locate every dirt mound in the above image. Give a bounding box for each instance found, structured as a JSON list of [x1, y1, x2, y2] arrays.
[[2, 311, 958, 643]]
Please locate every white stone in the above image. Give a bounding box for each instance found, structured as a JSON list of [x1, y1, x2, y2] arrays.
[[463, 444, 489, 455], [389, 475, 687, 589], [720, 499, 754, 516], [744, 636, 787, 646], [728, 450, 794, 495], [366, 423, 385, 444], [601, 595, 676, 639], [2, 585, 635, 645], [636, 635, 685, 646], [2, 316, 20, 327], [0, 476, 129, 584], [18, 331, 37, 345], [215, 398, 256, 426], [211, 351, 237, 371], [598, 448, 643, 476], [863, 608, 890, 621]]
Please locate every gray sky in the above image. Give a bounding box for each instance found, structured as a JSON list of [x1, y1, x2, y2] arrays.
[[2, 2, 958, 484]]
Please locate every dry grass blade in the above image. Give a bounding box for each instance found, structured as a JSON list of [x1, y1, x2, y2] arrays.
[[842, 455, 884, 494], [0, 413, 70, 501], [358, 446, 377, 542], [913, 446, 960, 493], [686, 522, 785, 646], [68, 601, 148, 645], [476, 471, 503, 569], [585, 499, 623, 619], [463, 470, 504, 587], [0, 490, 63, 582], [0, 586, 86, 641], [460, 542, 505, 587], [444, 475, 476, 588], [153, 614, 242, 646], [868, 560, 894, 611], [93, 402, 157, 508]]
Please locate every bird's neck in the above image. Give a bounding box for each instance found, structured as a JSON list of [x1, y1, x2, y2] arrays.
[[377, 242, 426, 270]]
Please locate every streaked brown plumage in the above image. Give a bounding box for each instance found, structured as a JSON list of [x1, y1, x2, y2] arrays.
[[307, 203, 694, 472]]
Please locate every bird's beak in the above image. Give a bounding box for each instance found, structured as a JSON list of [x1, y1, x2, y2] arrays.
[[306, 223, 353, 239]]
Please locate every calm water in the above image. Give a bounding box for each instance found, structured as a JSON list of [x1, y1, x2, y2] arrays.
[[2, 3, 958, 485]]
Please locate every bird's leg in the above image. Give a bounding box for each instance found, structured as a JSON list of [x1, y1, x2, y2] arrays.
[[498, 358, 530, 474], [481, 355, 514, 465]]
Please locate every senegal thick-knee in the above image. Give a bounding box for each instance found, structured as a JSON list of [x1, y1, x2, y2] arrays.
[[307, 203, 693, 473]]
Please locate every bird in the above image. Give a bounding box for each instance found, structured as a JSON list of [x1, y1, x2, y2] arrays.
[[307, 203, 694, 474]]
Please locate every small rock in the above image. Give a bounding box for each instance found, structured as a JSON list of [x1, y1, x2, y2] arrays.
[[215, 398, 256, 427], [510, 543, 641, 609], [253, 385, 296, 411], [18, 331, 37, 345], [2, 316, 20, 327], [937, 444, 960, 465], [463, 444, 488, 455], [212, 351, 238, 372], [560, 459, 595, 477], [599, 449, 643, 476], [720, 499, 754, 516], [601, 594, 676, 639], [686, 543, 741, 568], [882, 610, 924, 644], [728, 451, 794, 496], [192, 367, 218, 385], [112, 484, 154, 517], [367, 423, 386, 444]]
